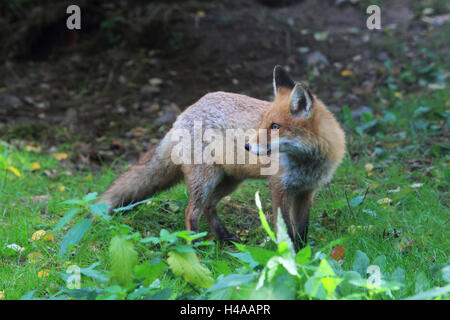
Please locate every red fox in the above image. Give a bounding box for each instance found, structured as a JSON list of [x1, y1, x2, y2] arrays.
[[99, 66, 345, 249]]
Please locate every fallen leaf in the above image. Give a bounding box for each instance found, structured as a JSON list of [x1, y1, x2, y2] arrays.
[[394, 92, 403, 99], [364, 163, 373, 172], [410, 183, 424, 188], [388, 187, 401, 193], [6, 166, 21, 177], [58, 185, 65, 192], [341, 70, 353, 77], [54, 153, 68, 160], [196, 10, 206, 17], [397, 240, 414, 253], [30, 162, 41, 171], [331, 244, 346, 261], [32, 230, 47, 241], [0, 291, 4, 299], [25, 144, 42, 153], [27, 252, 44, 264], [377, 198, 392, 205], [42, 232, 54, 242], [38, 269, 50, 278], [348, 225, 374, 234]]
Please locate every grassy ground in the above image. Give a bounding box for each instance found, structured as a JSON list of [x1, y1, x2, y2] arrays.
[[0, 83, 448, 299]]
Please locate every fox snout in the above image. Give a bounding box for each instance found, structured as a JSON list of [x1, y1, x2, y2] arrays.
[[245, 142, 272, 155]]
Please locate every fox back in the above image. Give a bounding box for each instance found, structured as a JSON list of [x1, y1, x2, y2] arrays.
[[99, 65, 346, 249]]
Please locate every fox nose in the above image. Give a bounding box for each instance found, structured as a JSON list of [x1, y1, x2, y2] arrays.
[[245, 143, 250, 151]]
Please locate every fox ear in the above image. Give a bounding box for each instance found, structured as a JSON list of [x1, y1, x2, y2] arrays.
[[289, 83, 314, 118], [273, 65, 295, 96]]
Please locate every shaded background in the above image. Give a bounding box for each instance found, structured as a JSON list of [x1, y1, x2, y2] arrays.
[[0, 0, 448, 168]]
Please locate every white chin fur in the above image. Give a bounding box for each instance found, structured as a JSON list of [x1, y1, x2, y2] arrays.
[[248, 144, 268, 155]]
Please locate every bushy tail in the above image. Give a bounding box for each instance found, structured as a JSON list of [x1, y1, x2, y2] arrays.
[[98, 135, 182, 210]]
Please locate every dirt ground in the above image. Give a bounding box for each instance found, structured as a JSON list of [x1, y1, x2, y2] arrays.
[[0, 0, 448, 167]]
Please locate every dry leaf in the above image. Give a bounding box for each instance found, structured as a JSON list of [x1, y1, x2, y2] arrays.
[[410, 183, 424, 188], [394, 92, 403, 99], [341, 70, 353, 77], [38, 269, 50, 278], [54, 153, 68, 160], [377, 197, 392, 205], [27, 252, 44, 263], [388, 187, 401, 193], [32, 230, 47, 241], [6, 166, 21, 177], [348, 225, 374, 233], [30, 162, 41, 171], [331, 244, 346, 261], [42, 232, 54, 242]]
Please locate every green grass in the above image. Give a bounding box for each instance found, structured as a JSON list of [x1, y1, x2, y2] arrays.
[[0, 86, 448, 299]]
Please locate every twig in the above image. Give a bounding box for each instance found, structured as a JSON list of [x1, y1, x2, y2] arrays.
[[344, 189, 354, 217]]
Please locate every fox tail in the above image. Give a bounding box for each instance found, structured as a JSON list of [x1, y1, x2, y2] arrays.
[[98, 133, 182, 210]]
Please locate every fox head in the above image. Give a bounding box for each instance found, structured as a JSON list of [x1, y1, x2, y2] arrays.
[[246, 65, 345, 169]]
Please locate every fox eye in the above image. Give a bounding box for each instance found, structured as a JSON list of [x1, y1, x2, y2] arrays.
[[270, 123, 281, 130]]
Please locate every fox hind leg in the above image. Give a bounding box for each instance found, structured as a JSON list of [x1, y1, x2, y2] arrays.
[[184, 166, 224, 234], [203, 176, 242, 242]]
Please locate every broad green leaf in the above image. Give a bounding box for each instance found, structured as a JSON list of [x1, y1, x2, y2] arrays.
[[59, 219, 92, 256], [145, 288, 173, 300], [233, 242, 275, 266], [414, 272, 430, 294], [82, 192, 98, 202], [167, 251, 213, 288], [207, 274, 256, 292], [227, 251, 259, 270], [20, 290, 36, 300], [89, 202, 111, 221], [255, 192, 275, 242], [391, 267, 405, 283], [413, 106, 431, 118], [350, 195, 364, 207], [209, 287, 233, 300], [109, 236, 138, 287], [305, 277, 326, 299], [134, 259, 168, 286], [80, 262, 108, 282], [353, 250, 370, 277], [321, 276, 343, 295], [113, 198, 153, 213], [296, 245, 311, 265], [173, 244, 196, 253], [172, 230, 207, 242], [271, 255, 298, 277], [53, 208, 79, 232], [373, 255, 387, 273], [339, 271, 362, 297], [442, 265, 450, 283], [276, 209, 295, 255], [316, 259, 336, 277], [405, 284, 450, 300]]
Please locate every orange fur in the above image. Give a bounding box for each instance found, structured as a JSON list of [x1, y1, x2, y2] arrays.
[[98, 66, 346, 249]]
